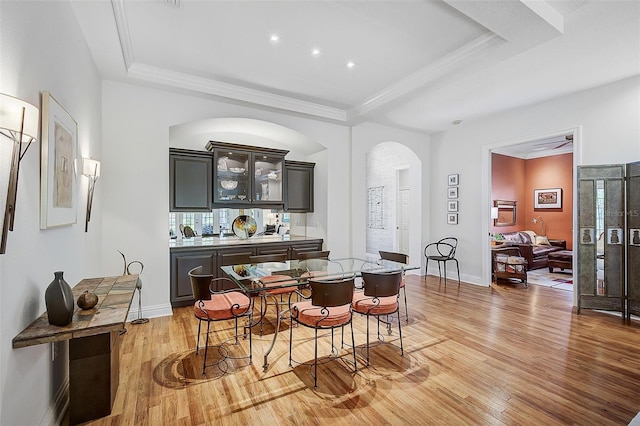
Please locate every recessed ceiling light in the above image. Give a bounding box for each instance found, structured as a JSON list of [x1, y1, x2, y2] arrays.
[[346, 61, 355, 69], [270, 34, 279, 42], [311, 48, 320, 56], [452, 120, 462, 125]]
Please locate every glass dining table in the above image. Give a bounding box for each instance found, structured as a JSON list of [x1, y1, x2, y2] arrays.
[[221, 257, 419, 371]]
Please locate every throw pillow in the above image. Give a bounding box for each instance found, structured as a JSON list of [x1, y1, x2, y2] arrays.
[[535, 235, 551, 246]]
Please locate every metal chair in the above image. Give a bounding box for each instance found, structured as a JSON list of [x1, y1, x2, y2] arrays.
[[188, 266, 253, 375], [424, 237, 460, 285], [378, 251, 409, 322], [289, 276, 357, 388], [352, 271, 404, 366]]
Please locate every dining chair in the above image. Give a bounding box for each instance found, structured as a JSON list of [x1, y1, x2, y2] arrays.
[[378, 250, 409, 322], [248, 254, 298, 335], [424, 237, 460, 285], [289, 276, 357, 388], [352, 271, 404, 366], [188, 266, 253, 375]]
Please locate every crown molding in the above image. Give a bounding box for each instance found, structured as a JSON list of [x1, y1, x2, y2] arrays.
[[347, 32, 505, 120], [127, 63, 347, 121], [111, 0, 134, 69]]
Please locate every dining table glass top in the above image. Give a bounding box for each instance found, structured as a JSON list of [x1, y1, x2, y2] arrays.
[[221, 257, 418, 294]]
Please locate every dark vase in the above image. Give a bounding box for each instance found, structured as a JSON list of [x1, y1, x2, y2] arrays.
[[45, 271, 74, 326]]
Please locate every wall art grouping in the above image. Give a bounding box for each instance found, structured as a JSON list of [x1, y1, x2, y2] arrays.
[[447, 174, 459, 225]]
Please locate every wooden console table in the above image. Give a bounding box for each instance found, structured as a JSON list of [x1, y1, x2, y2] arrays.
[[13, 275, 138, 425]]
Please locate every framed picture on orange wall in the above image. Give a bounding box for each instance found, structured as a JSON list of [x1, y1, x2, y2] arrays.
[[534, 188, 562, 209]]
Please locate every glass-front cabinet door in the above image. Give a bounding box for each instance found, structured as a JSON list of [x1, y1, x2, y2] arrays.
[[213, 146, 251, 204], [253, 153, 284, 204], [208, 141, 288, 207]]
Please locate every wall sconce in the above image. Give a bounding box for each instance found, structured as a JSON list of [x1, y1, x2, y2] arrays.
[[532, 216, 545, 236], [490, 207, 499, 220], [82, 158, 101, 232], [0, 93, 39, 254]]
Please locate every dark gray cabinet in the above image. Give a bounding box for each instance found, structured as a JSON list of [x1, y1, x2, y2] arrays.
[[206, 141, 288, 208], [284, 160, 315, 212], [169, 149, 212, 212], [170, 238, 323, 307]]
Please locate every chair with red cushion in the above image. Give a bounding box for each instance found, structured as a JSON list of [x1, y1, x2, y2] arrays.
[[188, 266, 253, 375], [352, 271, 404, 367], [378, 250, 409, 322], [289, 276, 357, 388]]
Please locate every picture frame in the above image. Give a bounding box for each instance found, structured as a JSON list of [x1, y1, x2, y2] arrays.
[[447, 213, 458, 225], [448, 174, 459, 186], [447, 187, 458, 199], [447, 200, 458, 212], [534, 188, 562, 209], [580, 227, 595, 244], [40, 91, 78, 229]]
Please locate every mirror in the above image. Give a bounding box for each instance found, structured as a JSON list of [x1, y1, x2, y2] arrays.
[[493, 200, 517, 226], [595, 179, 605, 295]]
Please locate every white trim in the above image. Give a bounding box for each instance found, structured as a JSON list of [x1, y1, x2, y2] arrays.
[[111, 0, 135, 69], [126, 302, 173, 323]]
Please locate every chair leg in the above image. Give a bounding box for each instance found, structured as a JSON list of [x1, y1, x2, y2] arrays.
[[443, 262, 448, 286], [314, 328, 319, 388], [365, 314, 371, 367], [196, 319, 202, 354], [454, 259, 461, 285], [202, 321, 211, 375], [437, 262, 442, 280], [350, 321, 357, 372], [289, 316, 294, 367], [397, 310, 404, 356], [402, 286, 409, 322]]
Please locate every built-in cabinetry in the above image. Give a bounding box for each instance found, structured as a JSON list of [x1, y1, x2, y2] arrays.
[[169, 148, 212, 212], [206, 141, 288, 208], [284, 160, 314, 212], [170, 238, 323, 307]]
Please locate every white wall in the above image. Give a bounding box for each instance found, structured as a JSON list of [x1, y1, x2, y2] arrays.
[[352, 122, 429, 272], [0, 2, 103, 424], [430, 75, 640, 285]]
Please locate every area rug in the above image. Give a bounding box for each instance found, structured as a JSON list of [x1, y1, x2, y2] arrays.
[[526, 269, 573, 291]]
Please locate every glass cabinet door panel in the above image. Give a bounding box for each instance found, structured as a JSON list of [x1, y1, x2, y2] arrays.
[[253, 154, 284, 203], [214, 148, 250, 203]]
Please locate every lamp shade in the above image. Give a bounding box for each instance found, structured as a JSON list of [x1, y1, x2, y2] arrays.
[[491, 207, 499, 219], [82, 158, 101, 178], [0, 93, 39, 142]]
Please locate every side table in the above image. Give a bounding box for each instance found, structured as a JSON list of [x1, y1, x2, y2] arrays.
[[494, 254, 528, 287], [12, 275, 138, 425]]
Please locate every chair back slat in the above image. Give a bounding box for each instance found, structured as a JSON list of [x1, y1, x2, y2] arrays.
[[361, 271, 402, 298], [379, 251, 408, 264], [188, 266, 213, 301], [438, 237, 458, 259], [310, 277, 355, 307], [249, 253, 288, 264]]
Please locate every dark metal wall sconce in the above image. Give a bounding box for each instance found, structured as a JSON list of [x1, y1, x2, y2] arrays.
[[82, 158, 101, 232], [0, 93, 39, 254]]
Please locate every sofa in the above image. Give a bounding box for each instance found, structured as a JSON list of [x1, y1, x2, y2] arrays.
[[495, 230, 566, 270]]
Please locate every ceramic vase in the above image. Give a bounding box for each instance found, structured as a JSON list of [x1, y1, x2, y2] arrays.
[[45, 271, 74, 326]]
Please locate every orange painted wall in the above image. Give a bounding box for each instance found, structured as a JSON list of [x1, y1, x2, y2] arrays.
[[491, 153, 573, 250]]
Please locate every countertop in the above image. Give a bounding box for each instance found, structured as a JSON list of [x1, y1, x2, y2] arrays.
[[169, 234, 322, 250]]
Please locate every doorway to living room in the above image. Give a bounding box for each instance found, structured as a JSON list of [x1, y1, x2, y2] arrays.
[[487, 131, 578, 292]]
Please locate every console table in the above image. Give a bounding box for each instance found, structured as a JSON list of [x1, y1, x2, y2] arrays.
[[12, 275, 138, 425]]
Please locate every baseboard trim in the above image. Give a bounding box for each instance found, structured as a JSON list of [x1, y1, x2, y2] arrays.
[[40, 378, 68, 426], [126, 302, 173, 323]]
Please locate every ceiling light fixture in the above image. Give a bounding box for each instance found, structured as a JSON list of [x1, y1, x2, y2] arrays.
[[346, 61, 355, 69], [452, 120, 462, 125], [270, 34, 279, 42], [311, 48, 320, 56]]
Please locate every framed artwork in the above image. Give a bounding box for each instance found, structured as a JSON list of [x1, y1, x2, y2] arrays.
[[447, 200, 458, 212], [534, 188, 562, 209], [630, 229, 640, 246], [447, 213, 458, 225], [448, 174, 459, 186], [40, 91, 78, 229], [447, 187, 458, 199], [580, 227, 595, 245], [607, 228, 623, 245]]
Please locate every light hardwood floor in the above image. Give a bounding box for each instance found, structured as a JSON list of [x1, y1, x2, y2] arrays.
[[77, 275, 640, 425]]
